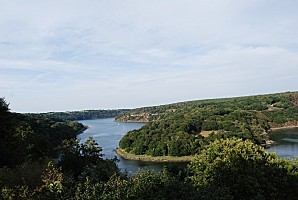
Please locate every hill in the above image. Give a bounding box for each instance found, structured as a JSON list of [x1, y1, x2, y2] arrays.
[[117, 92, 298, 157], [0, 98, 86, 167], [26, 109, 130, 121]]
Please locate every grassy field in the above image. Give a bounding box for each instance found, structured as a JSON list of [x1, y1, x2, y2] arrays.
[[116, 148, 194, 162]]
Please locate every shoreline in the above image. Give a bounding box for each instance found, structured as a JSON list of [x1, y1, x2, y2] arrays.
[[264, 125, 298, 147], [269, 125, 298, 131], [116, 148, 193, 162], [114, 120, 148, 123], [114, 122, 298, 161]]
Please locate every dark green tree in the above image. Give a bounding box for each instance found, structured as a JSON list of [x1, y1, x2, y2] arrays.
[[59, 137, 119, 181]]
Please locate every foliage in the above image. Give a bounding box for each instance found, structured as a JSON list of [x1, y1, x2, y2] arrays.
[[0, 98, 86, 167], [1, 128, 298, 199], [0, 160, 48, 189], [58, 137, 120, 181], [26, 109, 130, 121], [0, 137, 121, 200], [40, 161, 63, 193], [189, 138, 297, 200], [1, 95, 298, 199], [119, 92, 298, 157], [99, 169, 198, 200]]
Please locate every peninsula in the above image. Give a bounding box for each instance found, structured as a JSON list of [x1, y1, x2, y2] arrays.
[[116, 92, 298, 161]]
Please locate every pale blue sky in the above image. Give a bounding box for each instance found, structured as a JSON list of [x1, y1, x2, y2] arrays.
[[0, 0, 297, 112]]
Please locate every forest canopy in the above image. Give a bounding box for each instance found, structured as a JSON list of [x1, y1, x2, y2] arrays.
[[0, 98, 86, 167], [118, 92, 298, 157], [26, 109, 130, 121]]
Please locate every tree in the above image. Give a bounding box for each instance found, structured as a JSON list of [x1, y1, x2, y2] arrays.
[[119, 136, 133, 149], [0, 98, 14, 166], [101, 170, 198, 200], [189, 138, 292, 200], [59, 137, 102, 178], [59, 137, 119, 182], [0, 98, 9, 113]]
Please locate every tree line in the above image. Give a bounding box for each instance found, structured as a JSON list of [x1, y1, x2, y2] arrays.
[[27, 109, 130, 121]]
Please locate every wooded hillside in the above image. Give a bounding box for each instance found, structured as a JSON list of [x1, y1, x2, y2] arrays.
[[27, 109, 130, 121], [118, 92, 298, 157], [0, 98, 86, 167]]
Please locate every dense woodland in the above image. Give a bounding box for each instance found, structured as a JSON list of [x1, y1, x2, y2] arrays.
[[1, 97, 298, 199], [0, 99, 86, 167], [27, 109, 130, 121], [118, 92, 298, 156]]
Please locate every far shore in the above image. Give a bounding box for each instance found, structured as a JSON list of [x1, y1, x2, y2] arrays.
[[116, 148, 193, 162], [114, 120, 148, 123]]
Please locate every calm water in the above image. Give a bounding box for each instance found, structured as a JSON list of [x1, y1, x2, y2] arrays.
[[78, 118, 297, 174], [267, 128, 298, 158], [78, 118, 185, 174]]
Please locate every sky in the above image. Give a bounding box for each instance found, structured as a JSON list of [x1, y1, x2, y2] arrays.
[[0, 0, 297, 113]]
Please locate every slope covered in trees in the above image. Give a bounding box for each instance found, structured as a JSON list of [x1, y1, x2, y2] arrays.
[[0, 98, 86, 167], [27, 109, 130, 121], [118, 92, 298, 157]]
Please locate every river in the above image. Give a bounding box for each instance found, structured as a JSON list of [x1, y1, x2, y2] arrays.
[[267, 127, 298, 158], [78, 118, 185, 175], [78, 118, 298, 174]]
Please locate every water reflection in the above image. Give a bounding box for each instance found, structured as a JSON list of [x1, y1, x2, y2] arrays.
[[78, 118, 187, 174], [267, 128, 298, 158]]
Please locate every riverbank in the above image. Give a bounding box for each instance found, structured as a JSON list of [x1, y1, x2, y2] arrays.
[[270, 125, 298, 131], [116, 148, 193, 162], [263, 125, 298, 147]]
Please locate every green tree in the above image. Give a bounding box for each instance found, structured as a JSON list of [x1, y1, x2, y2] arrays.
[[59, 137, 119, 182], [119, 136, 133, 149], [101, 170, 198, 200], [59, 137, 102, 178], [189, 138, 292, 200]]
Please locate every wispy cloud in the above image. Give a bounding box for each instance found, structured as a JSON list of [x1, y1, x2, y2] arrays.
[[0, 0, 297, 112]]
